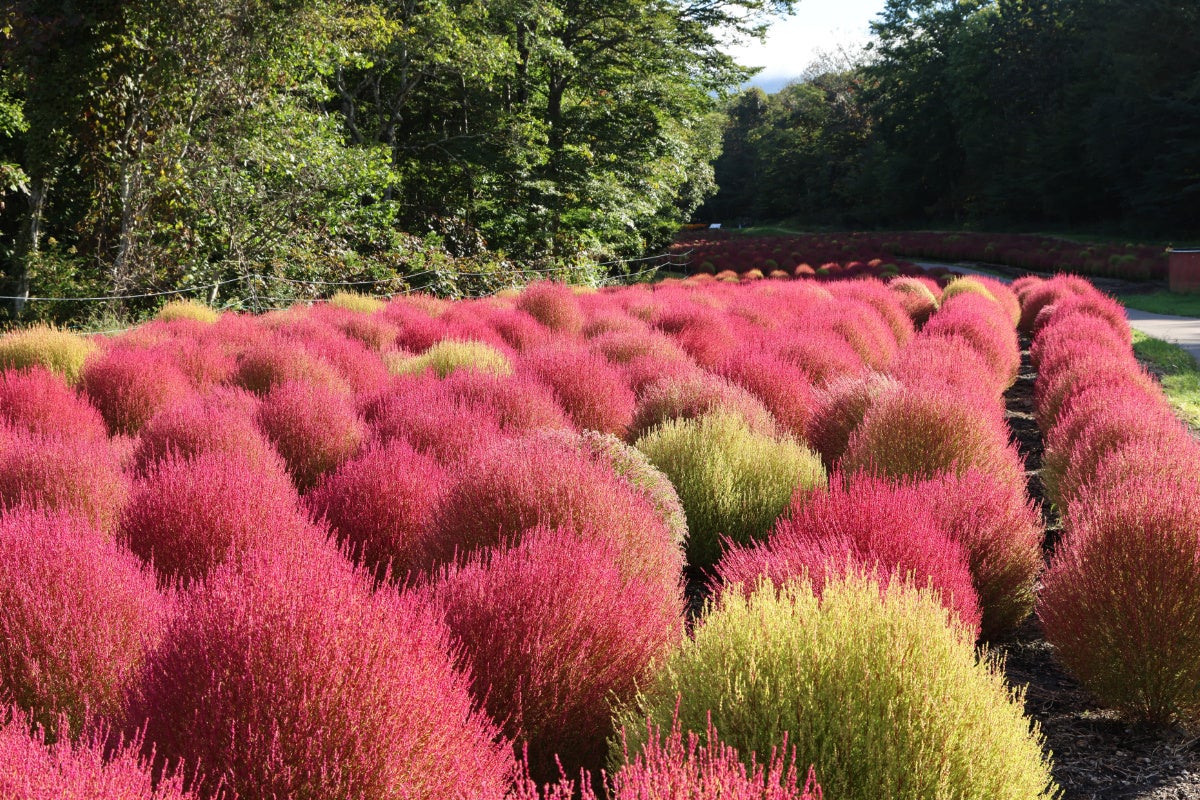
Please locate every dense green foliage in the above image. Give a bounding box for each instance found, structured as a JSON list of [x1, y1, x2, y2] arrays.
[[0, 0, 792, 322], [702, 0, 1200, 237]]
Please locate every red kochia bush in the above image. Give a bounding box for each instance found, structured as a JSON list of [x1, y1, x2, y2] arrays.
[[0, 707, 197, 800], [0, 366, 107, 440], [1039, 476, 1200, 725], [888, 333, 1006, 404], [0, 508, 165, 738], [127, 537, 513, 800], [306, 440, 449, 581], [915, 470, 1043, 640], [805, 372, 898, 468], [434, 434, 683, 591], [775, 329, 866, 386], [425, 525, 682, 783], [630, 372, 776, 441], [1029, 313, 1130, 370], [716, 351, 816, 439], [363, 376, 504, 465], [520, 345, 636, 436], [1018, 275, 1094, 334], [131, 393, 284, 476], [841, 383, 1021, 489], [443, 370, 573, 433], [829, 279, 915, 348], [234, 338, 347, 395], [516, 281, 585, 336], [922, 293, 1020, 389], [120, 450, 308, 585], [0, 430, 128, 534], [81, 346, 195, 435], [257, 379, 366, 490], [715, 474, 982, 636]]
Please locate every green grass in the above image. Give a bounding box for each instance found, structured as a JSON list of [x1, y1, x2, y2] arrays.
[[1120, 291, 1200, 317], [1131, 330, 1200, 428]]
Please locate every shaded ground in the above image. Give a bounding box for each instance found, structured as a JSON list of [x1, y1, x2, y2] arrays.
[[999, 339, 1200, 800]]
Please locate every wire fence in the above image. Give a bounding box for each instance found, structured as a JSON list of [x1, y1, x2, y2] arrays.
[[2, 250, 691, 333]]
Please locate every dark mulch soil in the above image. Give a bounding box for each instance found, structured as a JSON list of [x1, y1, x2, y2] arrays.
[[999, 339, 1200, 800]]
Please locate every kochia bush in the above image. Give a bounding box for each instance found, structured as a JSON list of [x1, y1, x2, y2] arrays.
[[0, 325, 96, 385], [306, 440, 449, 582], [635, 413, 826, 569], [516, 281, 585, 335], [0, 430, 128, 535], [256, 379, 366, 490], [616, 575, 1058, 800], [0, 508, 166, 739], [81, 346, 195, 435], [0, 366, 107, 441], [1039, 476, 1200, 725], [716, 351, 816, 439], [805, 372, 898, 468], [520, 345, 636, 436], [630, 372, 777, 441], [120, 450, 308, 585], [130, 392, 284, 476], [0, 706, 197, 800], [424, 525, 682, 783], [715, 473, 982, 636], [435, 433, 684, 590], [841, 384, 1021, 488], [126, 537, 514, 800]]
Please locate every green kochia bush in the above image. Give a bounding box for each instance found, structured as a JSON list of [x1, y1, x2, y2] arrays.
[[635, 413, 826, 569], [615, 575, 1059, 800]]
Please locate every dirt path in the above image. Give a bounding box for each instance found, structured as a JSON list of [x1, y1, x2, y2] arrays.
[[1001, 339, 1200, 800]]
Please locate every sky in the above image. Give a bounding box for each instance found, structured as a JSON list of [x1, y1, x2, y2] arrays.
[[724, 0, 889, 93]]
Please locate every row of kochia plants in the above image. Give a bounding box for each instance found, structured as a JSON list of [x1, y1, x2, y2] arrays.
[[0, 263, 1185, 798]]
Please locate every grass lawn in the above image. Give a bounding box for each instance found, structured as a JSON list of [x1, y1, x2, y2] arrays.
[[1132, 329, 1200, 428], [1120, 291, 1200, 317]]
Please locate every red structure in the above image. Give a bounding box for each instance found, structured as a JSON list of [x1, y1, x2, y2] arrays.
[[1169, 249, 1200, 293]]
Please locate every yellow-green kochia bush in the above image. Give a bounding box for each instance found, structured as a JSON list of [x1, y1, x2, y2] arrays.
[[614, 575, 1059, 800], [635, 413, 825, 569], [0, 325, 97, 385], [386, 339, 513, 378]]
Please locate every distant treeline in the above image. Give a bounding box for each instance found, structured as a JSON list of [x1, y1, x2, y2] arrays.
[[0, 0, 793, 322], [701, 0, 1200, 238]]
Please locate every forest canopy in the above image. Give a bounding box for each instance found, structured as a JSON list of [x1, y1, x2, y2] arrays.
[[700, 0, 1200, 238], [0, 0, 792, 320]]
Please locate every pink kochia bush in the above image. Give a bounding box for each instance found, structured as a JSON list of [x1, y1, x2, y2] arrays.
[[0, 706, 197, 800], [520, 345, 636, 436], [130, 392, 283, 476], [915, 470, 1043, 640], [514, 715, 821, 800], [0, 366, 107, 440], [256, 378, 366, 490], [306, 440, 450, 582], [716, 351, 816, 439], [81, 346, 195, 435], [424, 525, 682, 783], [434, 434, 684, 591], [1039, 476, 1200, 725], [0, 430, 128, 534], [805, 372, 898, 468], [362, 375, 504, 465], [715, 474, 982, 636], [630, 372, 776, 441], [126, 536, 514, 800], [0, 508, 165, 738], [516, 281, 585, 336], [119, 450, 309, 585]]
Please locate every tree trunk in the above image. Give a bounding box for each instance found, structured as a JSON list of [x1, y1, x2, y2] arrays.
[[9, 177, 46, 318]]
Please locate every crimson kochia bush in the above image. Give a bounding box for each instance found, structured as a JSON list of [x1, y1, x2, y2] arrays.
[[423, 525, 683, 784], [125, 535, 514, 800]]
